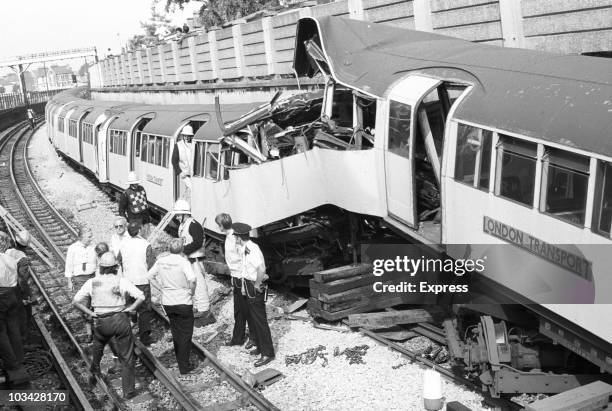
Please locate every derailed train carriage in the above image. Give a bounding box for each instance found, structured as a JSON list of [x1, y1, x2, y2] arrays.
[[47, 16, 611, 397]]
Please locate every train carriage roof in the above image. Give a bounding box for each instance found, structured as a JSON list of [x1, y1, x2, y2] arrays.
[[293, 17, 612, 157], [141, 107, 211, 137], [81, 101, 123, 124], [68, 104, 96, 121], [194, 102, 267, 141], [107, 106, 156, 131]]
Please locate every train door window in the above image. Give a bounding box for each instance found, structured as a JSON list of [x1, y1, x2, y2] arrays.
[[388, 100, 412, 159], [141, 134, 148, 161], [495, 135, 537, 207], [595, 162, 612, 236], [454, 124, 492, 190], [134, 131, 142, 157], [58, 116, 65, 132], [154, 136, 163, 166], [194, 142, 204, 177], [204, 142, 220, 180], [540, 148, 589, 226], [69, 120, 77, 137], [330, 86, 354, 128]]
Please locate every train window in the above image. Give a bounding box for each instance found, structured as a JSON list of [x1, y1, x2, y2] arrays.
[[596, 163, 612, 236], [109, 130, 127, 156], [134, 131, 141, 157], [141, 134, 148, 161], [454, 124, 492, 190], [58, 116, 65, 132], [194, 142, 204, 177], [540, 148, 589, 226], [331, 87, 353, 128], [495, 135, 537, 207], [205, 142, 220, 180], [388, 100, 412, 159], [154, 137, 162, 166], [162, 137, 169, 168], [82, 123, 93, 144], [147, 136, 155, 163], [69, 120, 77, 138]]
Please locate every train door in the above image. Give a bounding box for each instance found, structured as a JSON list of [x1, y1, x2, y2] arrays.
[[97, 117, 113, 183], [92, 114, 107, 177], [384, 76, 441, 228], [77, 110, 91, 163], [130, 118, 151, 174]]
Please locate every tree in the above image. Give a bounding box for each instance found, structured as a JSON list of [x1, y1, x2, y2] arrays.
[[165, 0, 280, 29], [127, 0, 174, 51]]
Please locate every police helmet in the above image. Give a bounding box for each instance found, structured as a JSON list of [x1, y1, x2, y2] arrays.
[[173, 199, 191, 214], [15, 230, 31, 247]]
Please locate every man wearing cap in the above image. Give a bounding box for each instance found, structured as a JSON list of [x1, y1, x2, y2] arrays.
[[118, 172, 151, 237], [73, 252, 144, 400], [0, 231, 26, 378], [147, 238, 198, 375], [110, 217, 129, 257], [65, 227, 97, 341], [216, 213, 256, 348], [173, 199, 215, 327], [117, 222, 155, 346], [6, 231, 33, 342], [171, 125, 195, 200], [232, 222, 275, 367]]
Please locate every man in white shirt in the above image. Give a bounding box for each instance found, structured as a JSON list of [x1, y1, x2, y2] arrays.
[[110, 217, 129, 257], [117, 222, 155, 345], [233, 223, 275, 367], [0, 231, 25, 375], [147, 238, 198, 375], [73, 252, 144, 399], [216, 213, 256, 348], [171, 125, 195, 201], [65, 227, 97, 341]]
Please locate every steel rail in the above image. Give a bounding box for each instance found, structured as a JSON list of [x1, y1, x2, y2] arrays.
[[344, 321, 521, 411], [3, 123, 126, 410], [151, 306, 281, 411], [16, 123, 205, 411]]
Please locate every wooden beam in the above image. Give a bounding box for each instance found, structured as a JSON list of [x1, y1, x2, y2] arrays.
[[312, 263, 373, 283], [347, 308, 444, 329], [525, 380, 612, 411]]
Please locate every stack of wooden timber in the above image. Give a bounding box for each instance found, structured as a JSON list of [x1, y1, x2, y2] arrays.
[[308, 263, 414, 321]]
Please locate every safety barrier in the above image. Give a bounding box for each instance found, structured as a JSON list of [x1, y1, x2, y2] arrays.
[[91, 0, 612, 88]]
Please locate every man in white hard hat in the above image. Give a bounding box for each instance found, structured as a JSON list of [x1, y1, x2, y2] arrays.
[[173, 199, 215, 327], [118, 172, 151, 238], [73, 252, 144, 400], [6, 231, 33, 343], [117, 222, 155, 346], [171, 124, 195, 201]]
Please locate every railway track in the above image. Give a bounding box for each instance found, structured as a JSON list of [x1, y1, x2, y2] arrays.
[[2, 121, 279, 411], [0, 122, 206, 410]]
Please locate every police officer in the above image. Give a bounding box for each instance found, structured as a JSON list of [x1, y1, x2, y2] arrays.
[[117, 222, 155, 345], [0, 231, 26, 380], [72, 252, 144, 399], [147, 238, 198, 375], [65, 227, 97, 341], [232, 223, 275, 367], [5, 231, 32, 343], [118, 172, 151, 237], [174, 200, 215, 327], [215, 213, 256, 348]]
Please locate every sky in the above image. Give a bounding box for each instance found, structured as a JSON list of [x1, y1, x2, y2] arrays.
[[0, 0, 201, 74]]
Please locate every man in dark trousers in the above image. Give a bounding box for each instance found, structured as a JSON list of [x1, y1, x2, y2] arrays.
[[5, 231, 32, 343], [174, 200, 215, 327], [147, 238, 198, 375], [118, 172, 151, 238], [232, 223, 275, 367], [215, 213, 256, 349], [73, 252, 144, 399]]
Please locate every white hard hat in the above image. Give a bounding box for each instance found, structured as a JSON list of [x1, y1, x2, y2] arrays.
[[99, 252, 118, 267], [181, 125, 194, 136], [173, 199, 191, 214], [126, 171, 140, 185], [15, 230, 30, 247]]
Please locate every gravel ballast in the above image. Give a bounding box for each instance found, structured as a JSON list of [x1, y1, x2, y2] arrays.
[[28, 126, 492, 410]]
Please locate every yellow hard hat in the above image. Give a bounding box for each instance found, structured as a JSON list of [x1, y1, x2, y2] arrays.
[[99, 252, 118, 267], [173, 199, 191, 214], [15, 230, 30, 247]]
